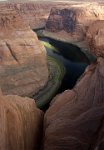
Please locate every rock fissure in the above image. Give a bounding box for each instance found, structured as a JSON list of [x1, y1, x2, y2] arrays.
[[5, 42, 19, 64]]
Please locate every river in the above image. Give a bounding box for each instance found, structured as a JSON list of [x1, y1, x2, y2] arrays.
[[33, 30, 92, 108], [39, 37, 88, 91]]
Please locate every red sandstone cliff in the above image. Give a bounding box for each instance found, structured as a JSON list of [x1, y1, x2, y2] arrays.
[[0, 10, 48, 97], [44, 57, 104, 150], [44, 3, 104, 52], [43, 10, 104, 150], [0, 91, 43, 150], [0, 2, 60, 29]]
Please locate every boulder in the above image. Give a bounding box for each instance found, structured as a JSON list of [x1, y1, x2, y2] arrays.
[[0, 91, 43, 150], [0, 10, 48, 97], [43, 57, 104, 150], [86, 20, 104, 57]]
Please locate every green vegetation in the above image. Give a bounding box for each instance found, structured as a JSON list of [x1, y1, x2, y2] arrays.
[[41, 41, 59, 53], [34, 56, 65, 109], [36, 30, 96, 63]]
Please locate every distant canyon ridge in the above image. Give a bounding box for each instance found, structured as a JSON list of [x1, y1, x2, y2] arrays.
[[0, 1, 74, 29], [1, 1, 102, 29]]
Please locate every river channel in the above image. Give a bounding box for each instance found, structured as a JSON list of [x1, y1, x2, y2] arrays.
[[33, 30, 93, 108]]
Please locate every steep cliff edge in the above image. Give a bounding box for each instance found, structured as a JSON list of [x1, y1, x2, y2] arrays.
[[0, 2, 60, 29], [0, 2, 85, 30], [0, 10, 48, 97], [5, 2, 53, 29], [43, 3, 104, 59], [44, 57, 104, 150], [43, 19, 104, 150], [0, 90, 43, 150]]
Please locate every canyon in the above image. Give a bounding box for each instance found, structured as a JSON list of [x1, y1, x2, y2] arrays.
[[0, 0, 104, 150], [44, 57, 104, 150], [43, 2, 104, 150], [42, 3, 104, 61]]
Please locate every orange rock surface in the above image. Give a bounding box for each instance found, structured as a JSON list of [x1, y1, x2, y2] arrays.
[[43, 58, 104, 150], [44, 3, 104, 52], [0, 10, 48, 97], [0, 90, 43, 150]]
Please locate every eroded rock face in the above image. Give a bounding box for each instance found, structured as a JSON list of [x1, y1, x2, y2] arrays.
[[0, 10, 48, 97], [0, 91, 43, 150], [0, 2, 59, 29], [45, 3, 104, 43], [5, 2, 53, 29], [44, 57, 104, 150], [86, 20, 104, 57]]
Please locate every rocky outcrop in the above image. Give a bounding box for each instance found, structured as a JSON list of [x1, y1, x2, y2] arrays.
[[0, 90, 43, 150], [45, 4, 104, 41], [0, 10, 48, 97], [44, 3, 104, 58], [0, 2, 90, 30], [43, 57, 104, 150], [6, 2, 53, 29], [86, 20, 104, 57], [0, 2, 59, 29]]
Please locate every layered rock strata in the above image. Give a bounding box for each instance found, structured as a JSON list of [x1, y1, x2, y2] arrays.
[[0, 10, 48, 97], [0, 2, 65, 29], [43, 3, 104, 61], [0, 91, 43, 150], [43, 57, 104, 150], [5, 2, 53, 29], [45, 3, 104, 41], [0, 2, 90, 30]]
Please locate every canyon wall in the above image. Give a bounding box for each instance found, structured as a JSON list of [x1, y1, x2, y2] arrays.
[[0, 10, 48, 97], [0, 90, 43, 150], [4, 2, 53, 29], [0, 2, 68, 29], [44, 3, 104, 55], [43, 12, 104, 150], [44, 57, 104, 150]]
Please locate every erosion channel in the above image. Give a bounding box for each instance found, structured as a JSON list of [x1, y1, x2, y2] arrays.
[[33, 29, 93, 109]]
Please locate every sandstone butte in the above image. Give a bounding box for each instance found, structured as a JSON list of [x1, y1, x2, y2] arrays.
[[0, 9, 48, 97], [0, 89, 43, 150], [43, 3, 104, 60]]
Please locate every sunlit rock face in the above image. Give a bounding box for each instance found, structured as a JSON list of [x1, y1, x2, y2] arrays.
[[45, 3, 104, 43], [0, 2, 55, 29], [0, 90, 43, 150], [86, 20, 104, 58], [0, 10, 48, 97], [44, 57, 104, 150]]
